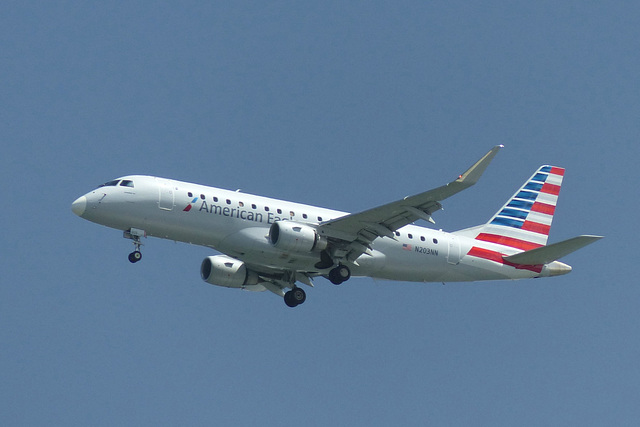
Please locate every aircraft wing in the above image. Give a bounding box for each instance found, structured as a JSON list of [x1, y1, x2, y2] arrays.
[[317, 145, 503, 263]]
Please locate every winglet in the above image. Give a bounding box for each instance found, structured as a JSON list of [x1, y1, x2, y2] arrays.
[[455, 145, 504, 187]]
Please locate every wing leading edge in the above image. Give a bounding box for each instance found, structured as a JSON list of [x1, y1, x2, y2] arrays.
[[317, 145, 504, 263]]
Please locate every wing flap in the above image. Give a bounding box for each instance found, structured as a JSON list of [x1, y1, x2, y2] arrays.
[[503, 235, 603, 265]]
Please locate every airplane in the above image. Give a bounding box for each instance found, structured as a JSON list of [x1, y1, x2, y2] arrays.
[[71, 146, 602, 307]]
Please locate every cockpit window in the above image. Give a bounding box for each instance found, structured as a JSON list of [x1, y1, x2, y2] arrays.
[[119, 180, 134, 188], [98, 180, 120, 188]]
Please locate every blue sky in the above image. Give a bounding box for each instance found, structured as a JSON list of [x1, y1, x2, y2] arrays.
[[1, 1, 638, 425]]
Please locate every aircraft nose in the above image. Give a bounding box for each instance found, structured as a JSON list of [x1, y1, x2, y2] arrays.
[[71, 196, 87, 217]]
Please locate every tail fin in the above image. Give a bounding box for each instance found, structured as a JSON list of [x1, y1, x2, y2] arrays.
[[463, 165, 566, 251]]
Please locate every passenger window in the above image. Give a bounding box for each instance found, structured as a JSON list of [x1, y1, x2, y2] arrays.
[[290, 211, 295, 217], [226, 199, 231, 205], [277, 209, 282, 214], [213, 197, 219, 202], [200, 194, 205, 200], [303, 214, 308, 219], [408, 234, 413, 239], [420, 236, 425, 242], [239, 201, 244, 207], [317, 216, 323, 222], [265, 207, 270, 212], [188, 192, 193, 197], [433, 238, 438, 244], [395, 232, 401, 237], [251, 204, 257, 209]]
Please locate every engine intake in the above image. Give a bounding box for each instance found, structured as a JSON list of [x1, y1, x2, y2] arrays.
[[200, 255, 259, 288], [269, 221, 327, 253]]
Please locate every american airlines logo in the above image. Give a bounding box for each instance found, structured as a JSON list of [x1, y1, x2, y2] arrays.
[[183, 197, 199, 212]]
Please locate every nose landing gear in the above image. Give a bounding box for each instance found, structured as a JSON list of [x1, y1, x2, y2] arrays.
[[124, 228, 146, 263]]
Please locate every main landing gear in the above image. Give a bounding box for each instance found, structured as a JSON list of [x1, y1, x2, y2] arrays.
[[124, 228, 145, 264], [316, 251, 352, 285], [284, 287, 306, 308], [282, 264, 350, 307]]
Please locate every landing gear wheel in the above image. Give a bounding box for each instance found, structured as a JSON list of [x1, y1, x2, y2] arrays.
[[292, 287, 306, 305], [128, 250, 142, 263], [284, 291, 297, 307], [328, 265, 351, 285], [284, 288, 306, 307], [124, 229, 145, 263]]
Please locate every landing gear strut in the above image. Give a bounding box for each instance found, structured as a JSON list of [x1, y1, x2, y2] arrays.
[[328, 265, 351, 285], [284, 287, 306, 307], [124, 228, 145, 263]]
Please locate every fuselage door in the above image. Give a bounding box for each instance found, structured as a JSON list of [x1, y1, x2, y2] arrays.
[[158, 179, 175, 210], [447, 234, 461, 265]]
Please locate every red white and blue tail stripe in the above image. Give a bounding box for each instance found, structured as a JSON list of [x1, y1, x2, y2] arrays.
[[474, 165, 565, 251]]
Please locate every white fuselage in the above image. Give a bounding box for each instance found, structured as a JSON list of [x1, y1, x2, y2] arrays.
[[72, 175, 567, 284]]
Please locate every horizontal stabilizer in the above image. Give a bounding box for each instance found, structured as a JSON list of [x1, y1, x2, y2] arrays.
[[503, 235, 603, 265]]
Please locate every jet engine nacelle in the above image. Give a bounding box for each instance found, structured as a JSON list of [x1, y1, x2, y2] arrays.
[[200, 255, 260, 288], [268, 221, 328, 253]]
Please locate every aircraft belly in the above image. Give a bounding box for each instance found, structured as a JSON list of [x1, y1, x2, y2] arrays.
[[89, 201, 544, 283], [443, 255, 539, 282]]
